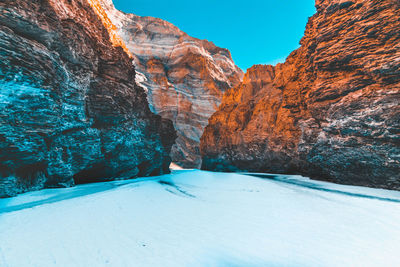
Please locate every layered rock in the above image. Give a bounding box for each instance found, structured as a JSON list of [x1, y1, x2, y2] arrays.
[[201, 0, 400, 189], [0, 0, 176, 197], [98, 0, 244, 168]]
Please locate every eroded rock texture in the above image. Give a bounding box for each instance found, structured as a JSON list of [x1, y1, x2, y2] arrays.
[[201, 0, 400, 189], [0, 0, 176, 197], [99, 0, 244, 168]]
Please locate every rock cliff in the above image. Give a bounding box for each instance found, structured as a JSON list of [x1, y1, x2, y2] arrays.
[[201, 0, 400, 189], [99, 0, 244, 168], [0, 0, 176, 197]]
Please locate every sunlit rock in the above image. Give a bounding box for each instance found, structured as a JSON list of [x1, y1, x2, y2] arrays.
[[201, 0, 400, 189], [98, 0, 244, 168]]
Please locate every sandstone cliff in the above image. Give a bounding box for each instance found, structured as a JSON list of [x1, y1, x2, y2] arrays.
[[201, 0, 400, 189], [0, 0, 176, 197], [98, 0, 244, 168]]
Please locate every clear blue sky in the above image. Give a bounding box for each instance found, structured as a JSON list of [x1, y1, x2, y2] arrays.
[[113, 0, 316, 71]]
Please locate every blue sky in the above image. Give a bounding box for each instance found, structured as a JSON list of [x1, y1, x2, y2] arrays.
[[113, 0, 316, 71]]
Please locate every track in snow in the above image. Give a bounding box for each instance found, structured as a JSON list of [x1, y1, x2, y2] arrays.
[[1, 170, 400, 267]]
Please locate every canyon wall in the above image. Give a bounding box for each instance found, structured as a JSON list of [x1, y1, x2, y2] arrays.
[[99, 0, 244, 168], [0, 0, 176, 197], [201, 0, 400, 189]]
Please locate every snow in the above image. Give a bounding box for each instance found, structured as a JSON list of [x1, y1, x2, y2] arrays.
[[134, 70, 148, 93], [1, 170, 400, 267], [169, 162, 185, 170]]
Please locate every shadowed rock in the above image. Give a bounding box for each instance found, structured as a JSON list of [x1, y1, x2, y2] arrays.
[[0, 0, 176, 197]]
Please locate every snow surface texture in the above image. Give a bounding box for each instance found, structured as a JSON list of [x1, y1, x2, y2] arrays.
[[1, 170, 400, 267]]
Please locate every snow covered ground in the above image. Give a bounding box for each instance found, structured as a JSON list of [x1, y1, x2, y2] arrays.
[[1, 170, 400, 267]]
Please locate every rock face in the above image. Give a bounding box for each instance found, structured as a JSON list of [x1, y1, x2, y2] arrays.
[[0, 0, 176, 197], [201, 0, 400, 189], [98, 0, 244, 168]]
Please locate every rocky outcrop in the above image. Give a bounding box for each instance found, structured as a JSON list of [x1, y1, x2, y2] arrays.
[[201, 0, 400, 189], [98, 0, 244, 168], [0, 0, 176, 197]]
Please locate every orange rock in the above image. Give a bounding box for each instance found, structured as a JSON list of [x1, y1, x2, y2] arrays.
[[201, 0, 400, 189], [98, 0, 244, 168]]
